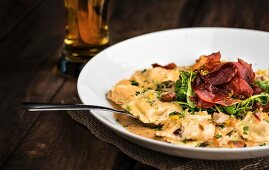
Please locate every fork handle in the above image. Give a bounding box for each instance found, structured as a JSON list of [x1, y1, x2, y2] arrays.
[[21, 102, 125, 113]]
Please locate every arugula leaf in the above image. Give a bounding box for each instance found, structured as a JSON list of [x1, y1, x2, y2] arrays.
[[223, 105, 237, 115], [221, 93, 269, 118], [175, 70, 196, 108], [175, 71, 189, 101], [239, 93, 269, 107], [186, 71, 196, 108]]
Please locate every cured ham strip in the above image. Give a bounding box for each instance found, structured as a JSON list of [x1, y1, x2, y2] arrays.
[[204, 63, 238, 85], [253, 85, 264, 95], [195, 99, 215, 108], [203, 52, 221, 71], [233, 59, 255, 84], [224, 75, 253, 99], [194, 84, 240, 107], [192, 52, 255, 108]]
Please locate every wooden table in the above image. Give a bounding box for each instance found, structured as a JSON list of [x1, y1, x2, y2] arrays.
[[0, 0, 268, 169]]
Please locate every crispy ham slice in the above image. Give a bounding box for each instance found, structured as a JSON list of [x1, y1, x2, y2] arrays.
[[204, 63, 238, 85], [192, 52, 255, 108], [194, 84, 240, 107], [224, 75, 254, 99]]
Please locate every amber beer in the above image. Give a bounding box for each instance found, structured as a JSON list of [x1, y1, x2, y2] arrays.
[[64, 0, 109, 59], [59, 0, 109, 77]]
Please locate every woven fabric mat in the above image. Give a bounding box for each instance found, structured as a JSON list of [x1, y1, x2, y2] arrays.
[[67, 107, 269, 170]]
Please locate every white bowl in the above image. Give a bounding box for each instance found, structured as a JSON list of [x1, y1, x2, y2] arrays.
[[77, 28, 269, 160]]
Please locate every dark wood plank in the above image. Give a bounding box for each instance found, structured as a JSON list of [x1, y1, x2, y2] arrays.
[[1, 80, 119, 170], [112, 151, 137, 170], [193, 0, 269, 31], [108, 0, 201, 44], [0, 0, 43, 41], [133, 162, 157, 170], [0, 0, 66, 167]]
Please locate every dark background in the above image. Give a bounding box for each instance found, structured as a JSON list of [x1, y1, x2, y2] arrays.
[[0, 0, 268, 169]]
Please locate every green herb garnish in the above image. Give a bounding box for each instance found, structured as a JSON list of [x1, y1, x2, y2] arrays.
[[169, 111, 185, 118], [220, 93, 269, 118], [131, 80, 139, 86], [216, 124, 225, 129], [182, 139, 193, 143], [195, 141, 209, 147], [227, 131, 233, 137], [154, 125, 163, 131], [135, 91, 141, 96], [126, 105, 132, 112], [215, 134, 222, 139], [175, 70, 197, 109], [243, 126, 249, 135], [223, 105, 237, 115], [141, 69, 147, 73]]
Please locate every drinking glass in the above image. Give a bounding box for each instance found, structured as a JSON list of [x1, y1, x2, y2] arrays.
[[58, 0, 109, 78]]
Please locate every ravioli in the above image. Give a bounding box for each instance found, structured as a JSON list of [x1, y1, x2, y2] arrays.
[[108, 67, 182, 124], [121, 90, 182, 124], [156, 112, 215, 142], [237, 112, 269, 143]]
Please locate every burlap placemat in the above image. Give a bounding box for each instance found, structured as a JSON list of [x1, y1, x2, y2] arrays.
[[66, 100, 269, 170]]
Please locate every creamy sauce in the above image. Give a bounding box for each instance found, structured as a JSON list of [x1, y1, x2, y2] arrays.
[[115, 114, 163, 140]]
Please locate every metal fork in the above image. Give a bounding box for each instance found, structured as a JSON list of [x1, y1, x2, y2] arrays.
[[21, 102, 131, 116]]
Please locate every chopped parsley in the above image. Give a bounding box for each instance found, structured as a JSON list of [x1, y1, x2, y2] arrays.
[[143, 80, 149, 83], [156, 80, 174, 92], [169, 111, 185, 118], [141, 69, 147, 73], [182, 139, 193, 143], [135, 91, 141, 96], [154, 125, 163, 131], [131, 80, 139, 86], [227, 131, 233, 137], [146, 99, 155, 106], [155, 91, 161, 99], [216, 124, 225, 129], [215, 134, 222, 139], [126, 105, 132, 112], [243, 126, 249, 135], [142, 87, 152, 93], [195, 141, 209, 147]]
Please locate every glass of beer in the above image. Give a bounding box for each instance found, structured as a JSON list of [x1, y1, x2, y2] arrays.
[[58, 0, 109, 78]]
